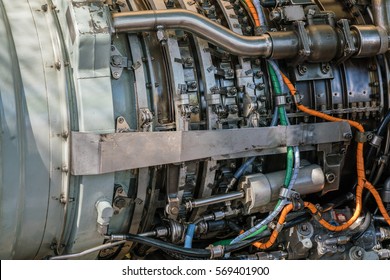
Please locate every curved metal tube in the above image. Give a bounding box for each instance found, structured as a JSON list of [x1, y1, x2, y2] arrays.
[[112, 9, 273, 57], [49, 241, 126, 260]]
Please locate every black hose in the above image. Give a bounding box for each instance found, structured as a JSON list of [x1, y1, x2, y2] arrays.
[[124, 234, 212, 258], [121, 211, 316, 259], [351, 212, 371, 242], [365, 111, 390, 169]]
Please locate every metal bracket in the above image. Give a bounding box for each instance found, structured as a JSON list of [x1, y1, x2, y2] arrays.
[[336, 19, 356, 64], [112, 185, 135, 215], [71, 122, 352, 175], [110, 45, 129, 80], [166, 196, 180, 219], [139, 108, 153, 130], [116, 116, 131, 133], [355, 131, 372, 143], [293, 21, 311, 65]]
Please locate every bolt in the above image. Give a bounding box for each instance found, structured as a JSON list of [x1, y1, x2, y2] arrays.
[[326, 173, 336, 184], [343, 132, 352, 140], [113, 72, 120, 79], [229, 87, 237, 95], [61, 131, 69, 139], [111, 55, 122, 66], [259, 95, 267, 102], [188, 81, 197, 90], [255, 71, 263, 78], [185, 57, 193, 65], [256, 83, 265, 90], [117, 186, 124, 193], [55, 61, 61, 70], [226, 69, 234, 76], [41, 4, 48, 12], [170, 206, 179, 215], [269, 10, 281, 21], [357, 250, 363, 257], [115, 198, 126, 208]]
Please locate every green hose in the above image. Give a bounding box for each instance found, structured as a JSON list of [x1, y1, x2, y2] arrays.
[[268, 64, 293, 186], [220, 62, 295, 244]]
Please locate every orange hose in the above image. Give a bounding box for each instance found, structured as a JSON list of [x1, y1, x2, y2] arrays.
[[245, 0, 260, 27], [252, 204, 293, 249], [281, 72, 390, 229]]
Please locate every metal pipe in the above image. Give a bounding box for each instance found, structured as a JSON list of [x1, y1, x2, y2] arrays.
[[112, 9, 274, 57], [49, 241, 126, 260], [186, 191, 244, 210], [372, 0, 389, 31]]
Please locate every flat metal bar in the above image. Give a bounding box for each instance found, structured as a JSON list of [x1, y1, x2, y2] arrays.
[[71, 122, 351, 175]]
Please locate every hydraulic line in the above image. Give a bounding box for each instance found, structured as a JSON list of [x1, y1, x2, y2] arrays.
[[253, 0, 267, 27], [252, 204, 293, 249], [281, 72, 390, 229], [184, 224, 196, 248], [230, 63, 298, 246], [366, 111, 390, 171], [112, 9, 273, 57], [243, 0, 260, 27], [49, 241, 126, 260]]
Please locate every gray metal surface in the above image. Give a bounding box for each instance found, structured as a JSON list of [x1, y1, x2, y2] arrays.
[[71, 122, 351, 175], [0, 0, 69, 259]]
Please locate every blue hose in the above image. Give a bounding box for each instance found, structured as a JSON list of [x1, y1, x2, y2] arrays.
[[184, 224, 196, 248], [233, 157, 256, 179]]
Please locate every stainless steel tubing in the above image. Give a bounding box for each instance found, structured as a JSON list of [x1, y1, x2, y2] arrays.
[[372, 0, 389, 32], [112, 9, 274, 57], [186, 191, 245, 210], [49, 241, 126, 260]]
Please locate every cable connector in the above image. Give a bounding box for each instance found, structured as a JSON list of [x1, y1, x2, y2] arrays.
[[207, 245, 225, 259]]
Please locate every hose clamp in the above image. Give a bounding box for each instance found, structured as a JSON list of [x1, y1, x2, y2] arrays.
[[292, 93, 302, 104], [370, 134, 383, 148], [279, 188, 291, 199], [275, 95, 287, 106]]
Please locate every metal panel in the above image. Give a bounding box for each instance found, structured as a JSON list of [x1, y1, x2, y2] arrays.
[[71, 122, 351, 175]]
